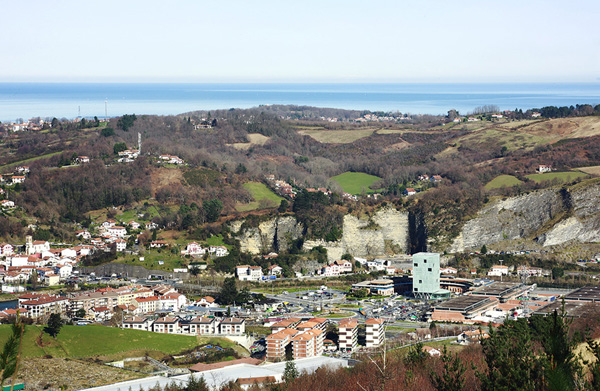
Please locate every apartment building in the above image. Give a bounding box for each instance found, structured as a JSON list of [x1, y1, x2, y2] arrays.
[[270, 317, 301, 333], [122, 316, 152, 331], [338, 319, 359, 352], [291, 328, 325, 359], [19, 295, 68, 319], [266, 328, 299, 361], [185, 316, 218, 335], [365, 318, 385, 348]]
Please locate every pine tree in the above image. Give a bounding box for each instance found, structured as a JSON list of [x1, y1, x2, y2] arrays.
[[283, 359, 298, 384]]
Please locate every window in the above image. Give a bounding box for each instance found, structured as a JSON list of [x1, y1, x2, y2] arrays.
[[414, 263, 418, 267], [419, 280, 422, 283], [414, 288, 418, 292], [428, 268, 432, 272], [424, 260, 427, 263]]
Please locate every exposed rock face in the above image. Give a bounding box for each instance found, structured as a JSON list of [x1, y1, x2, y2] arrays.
[[303, 207, 409, 261], [234, 207, 409, 261], [540, 182, 600, 246], [450, 181, 600, 251], [234, 216, 304, 254]]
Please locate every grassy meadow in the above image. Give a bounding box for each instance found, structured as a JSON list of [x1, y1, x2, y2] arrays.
[[236, 182, 283, 212], [331, 172, 382, 194]]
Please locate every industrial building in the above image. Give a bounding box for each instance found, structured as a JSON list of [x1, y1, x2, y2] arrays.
[[431, 295, 498, 323]]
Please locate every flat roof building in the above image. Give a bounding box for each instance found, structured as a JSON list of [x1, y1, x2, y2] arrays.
[[431, 295, 498, 323], [563, 286, 600, 303], [412, 252, 450, 300], [338, 319, 359, 352], [471, 281, 531, 302]]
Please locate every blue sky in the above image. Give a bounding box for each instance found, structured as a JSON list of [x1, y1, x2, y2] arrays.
[[1, 0, 598, 82]]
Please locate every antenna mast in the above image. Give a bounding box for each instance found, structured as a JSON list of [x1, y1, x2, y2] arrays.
[[138, 132, 142, 154], [105, 99, 108, 120]]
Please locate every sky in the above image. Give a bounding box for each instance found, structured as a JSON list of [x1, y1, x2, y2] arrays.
[[1, 0, 599, 83]]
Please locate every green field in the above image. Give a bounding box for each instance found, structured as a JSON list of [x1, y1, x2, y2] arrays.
[[485, 175, 523, 190], [525, 171, 588, 184], [116, 249, 185, 271], [236, 182, 283, 212], [0, 324, 200, 359], [331, 172, 382, 195]]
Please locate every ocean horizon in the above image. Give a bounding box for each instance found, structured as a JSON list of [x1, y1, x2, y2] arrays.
[[1, 82, 599, 122]]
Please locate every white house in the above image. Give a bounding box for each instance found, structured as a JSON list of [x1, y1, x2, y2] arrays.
[[196, 296, 217, 307], [114, 239, 127, 252], [102, 220, 117, 228], [0, 200, 15, 209], [128, 221, 141, 230], [145, 222, 159, 230], [538, 165, 552, 173], [75, 230, 91, 240], [440, 267, 458, 275], [488, 265, 509, 276], [405, 188, 417, 196], [11, 176, 25, 184], [0, 243, 14, 257], [236, 265, 263, 281], [181, 242, 205, 256], [157, 292, 187, 311], [209, 245, 229, 257], [107, 226, 127, 238], [267, 265, 283, 276]]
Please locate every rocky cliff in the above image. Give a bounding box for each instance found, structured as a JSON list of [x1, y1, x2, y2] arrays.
[[230, 215, 304, 254], [450, 180, 600, 252], [232, 207, 410, 261]]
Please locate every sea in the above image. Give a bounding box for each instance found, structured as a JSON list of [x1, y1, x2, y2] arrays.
[[1, 82, 599, 122]]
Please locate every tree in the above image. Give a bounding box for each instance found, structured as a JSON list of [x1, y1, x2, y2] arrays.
[[220, 277, 238, 305], [278, 199, 289, 213], [101, 127, 115, 137], [117, 114, 137, 131], [552, 267, 564, 280], [203, 199, 223, 223], [113, 142, 128, 155], [75, 308, 86, 319], [431, 345, 467, 391], [236, 287, 251, 304], [186, 374, 209, 391], [45, 313, 63, 338], [480, 244, 488, 254], [283, 359, 298, 383], [0, 320, 25, 386]]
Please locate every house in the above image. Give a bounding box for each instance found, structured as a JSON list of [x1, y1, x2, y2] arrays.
[[531, 112, 542, 118], [197, 296, 217, 307], [538, 165, 552, 173], [334, 259, 353, 273], [457, 329, 490, 344], [418, 175, 430, 181], [149, 240, 168, 248], [153, 316, 181, 334], [0, 200, 15, 209], [90, 306, 112, 321], [75, 230, 91, 240], [114, 239, 127, 252], [11, 176, 26, 185], [0, 243, 14, 257], [157, 292, 187, 311], [488, 265, 509, 276], [107, 226, 127, 238], [209, 245, 229, 257], [517, 266, 545, 277], [236, 265, 263, 281], [319, 264, 340, 277], [181, 242, 205, 255], [102, 220, 117, 228], [440, 267, 458, 275], [423, 346, 442, 356], [430, 175, 442, 183], [405, 188, 417, 196], [186, 316, 219, 335], [220, 317, 245, 335], [122, 316, 152, 331], [76, 156, 90, 163], [15, 166, 29, 174], [267, 265, 283, 276], [145, 222, 159, 230], [128, 221, 141, 230]]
